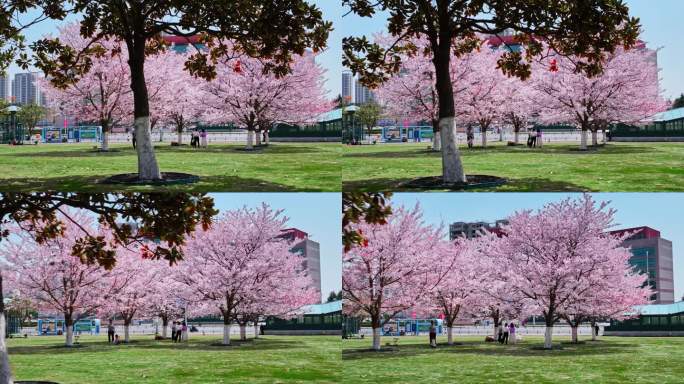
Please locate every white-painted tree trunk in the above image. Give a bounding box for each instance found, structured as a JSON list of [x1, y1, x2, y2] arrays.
[[592, 130, 598, 146], [544, 326, 553, 349], [102, 131, 110, 151], [66, 326, 74, 347], [240, 325, 247, 341], [135, 117, 161, 180], [124, 325, 130, 343], [223, 324, 231, 345], [0, 314, 13, 384], [592, 325, 598, 341], [372, 327, 381, 350], [580, 129, 588, 150], [499, 129, 504, 142], [514, 131, 519, 144], [439, 117, 466, 183], [432, 132, 442, 151], [602, 130, 607, 144], [246, 130, 254, 150], [162, 324, 168, 339], [177, 131, 183, 145], [571, 326, 578, 343], [254, 324, 259, 339], [481, 130, 487, 147], [255, 131, 261, 146], [264, 131, 270, 145], [447, 327, 454, 345]]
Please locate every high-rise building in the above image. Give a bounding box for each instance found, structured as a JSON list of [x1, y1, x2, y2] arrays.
[[449, 220, 509, 240], [12, 72, 46, 105], [610, 226, 674, 304], [0, 75, 10, 101], [280, 228, 322, 302], [342, 71, 353, 104], [354, 80, 374, 105]]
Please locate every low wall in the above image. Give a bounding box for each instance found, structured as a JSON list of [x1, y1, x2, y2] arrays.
[[270, 137, 341, 142], [611, 137, 684, 142], [263, 329, 341, 336], [359, 325, 598, 337], [604, 331, 684, 337]]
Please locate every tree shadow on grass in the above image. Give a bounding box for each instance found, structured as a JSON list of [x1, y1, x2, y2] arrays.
[[9, 337, 305, 356], [342, 340, 639, 361], [0, 174, 325, 192], [343, 176, 589, 192]]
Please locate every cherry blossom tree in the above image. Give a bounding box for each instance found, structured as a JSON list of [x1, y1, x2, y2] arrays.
[[499, 76, 538, 145], [490, 194, 651, 349], [40, 23, 132, 151], [342, 205, 445, 350], [1, 212, 115, 347], [177, 204, 314, 345], [203, 48, 330, 149], [532, 45, 667, 149], [458, 46, 507, 148], [98, 248, 161, 343], [146, 262, 185, 339]]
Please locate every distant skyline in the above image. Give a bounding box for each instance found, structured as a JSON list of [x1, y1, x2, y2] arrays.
[[210, 193, 341, 302], [390, 193, 684, 301]]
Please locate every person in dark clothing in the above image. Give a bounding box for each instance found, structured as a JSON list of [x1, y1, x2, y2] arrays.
[[594, 324, 600, 338], [132, 133, 137, 149], [502, 322, 509, 344], [497, 324, 504, 343], [429, 320, 437, 348], [171, 321, 177, 342], [107, 323, 115, 343]]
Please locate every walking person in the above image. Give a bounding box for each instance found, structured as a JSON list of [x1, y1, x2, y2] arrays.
[[132, 132, 137, 149], [535, 128, 542, 148], [502, 322, 509, 345], [171, 322, 177, 342], [107, 322, 115, 343], [509, 322, 516, 345], [497, 323, 504, 344], [190, 131, 198, 148], [466, 125, 474, 149], [429, 320, 437, 348], [200, 129, 208, 148], [181, 321, 188, 342]]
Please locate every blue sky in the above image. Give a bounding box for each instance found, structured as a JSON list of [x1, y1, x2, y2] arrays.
[[391, 193, 684, 301], [6, 1, 683, 99], [210, 193, 341, 302]]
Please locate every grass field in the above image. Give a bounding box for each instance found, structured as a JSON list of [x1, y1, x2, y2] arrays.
[[0, 143, 341, 192], [342, 142, 684, 191], [342, 335, 684, 383], [8, 334, 340, 383]]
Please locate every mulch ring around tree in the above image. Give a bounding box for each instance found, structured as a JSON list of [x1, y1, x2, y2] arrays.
[[100, 172, 200, 186], [400, 175, 507, 190]]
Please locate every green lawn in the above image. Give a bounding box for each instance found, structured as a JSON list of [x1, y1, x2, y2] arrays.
[[343, 335, 684, 383], [8, 334, 340, 383], [342, 142, 684, 191], [0, 143, 341, 192]]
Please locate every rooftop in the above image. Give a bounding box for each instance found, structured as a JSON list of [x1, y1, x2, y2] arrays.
[[651, 107, 684, 122], [636, 301, 684, 316], [303, 300, 341, 315]]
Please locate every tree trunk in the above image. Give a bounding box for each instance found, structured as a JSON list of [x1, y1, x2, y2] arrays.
[[246, 130, 254, 150], [431, 120, 441, 151], [514, 130, 519, 144], [592, 130, 598, 146], [571, 326, 578, 343], [544, 326, 553, 349], [0, 313, 12, 384], [372, 327, 381, 351], [447, 326, 454, 345], [124, 324, 130, 343], [101, 121, 110, 151], [264, 131, 270, 145], [66, 325, 74, 347], [580, 128, 588, 150], [255, 131, 261, 146], [481, 128, 487, 147], [177, 130, 183, 145], [254, 323, 259, 339], [239, 324, 247, 341], [0, 273, 12, 384], [434, 39, 465, 183], [223, 324, 231, 345], [128, 35, 161, 180], [592, 323, 598, 341]]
